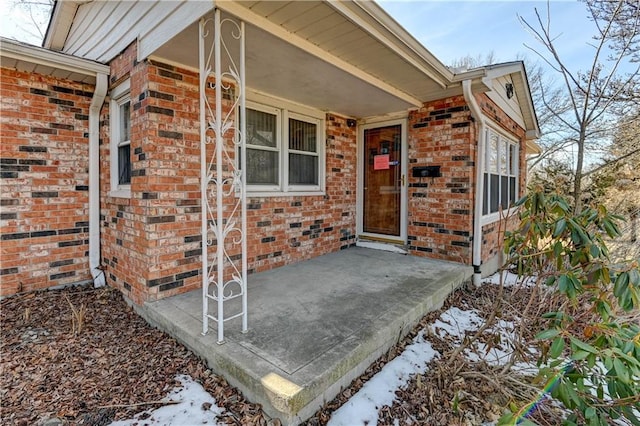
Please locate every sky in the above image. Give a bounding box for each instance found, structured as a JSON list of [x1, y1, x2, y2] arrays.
[[0, 0, 52, 46], [1, 0, 598, 75], [378, 0, 598, 71]]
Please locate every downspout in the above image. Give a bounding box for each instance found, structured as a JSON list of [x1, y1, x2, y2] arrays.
[[462, 79, 485, 287], [89, 73, 108, 287]]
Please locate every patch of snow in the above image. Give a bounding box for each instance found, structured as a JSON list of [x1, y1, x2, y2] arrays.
[[327, 332, 438, 426], [431, 307, 538, 371], [109, 375, 224, 426], [431, 307, 484, 339], [483, 271, 536, 287]]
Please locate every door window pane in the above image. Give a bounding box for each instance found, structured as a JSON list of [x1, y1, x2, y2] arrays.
[[363, 125, 402, 236]]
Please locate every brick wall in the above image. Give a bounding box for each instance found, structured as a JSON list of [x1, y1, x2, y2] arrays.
[[406, 93, 527, 271], [99, 44, 203, 304], [1, 46, 528, 299], [98, 43, 357, 304], [407, 95, 474, 264], [0, 67, 94, 296]]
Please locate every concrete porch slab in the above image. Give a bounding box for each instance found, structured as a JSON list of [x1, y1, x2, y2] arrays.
[[135, 247, 472, 425]]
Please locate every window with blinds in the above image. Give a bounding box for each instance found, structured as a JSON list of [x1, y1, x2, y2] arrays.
[[242, 102, 323, 194]]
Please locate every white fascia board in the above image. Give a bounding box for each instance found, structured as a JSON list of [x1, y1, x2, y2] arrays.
[[329, 1, 453, 88], [512, 71, 540, 137], [1, 37, 110, 76], [216, 1, 423, 109], [43, 1, 81, 50], [359, 110, 409, 125]]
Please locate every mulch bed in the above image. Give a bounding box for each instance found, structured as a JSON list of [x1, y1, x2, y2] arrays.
[[0, 285, 268, 426], [2, 280, 557, 426]]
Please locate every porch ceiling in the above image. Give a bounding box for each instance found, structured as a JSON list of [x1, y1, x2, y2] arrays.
[[153, 19, 410, 117], [150, 2, 455, 118]]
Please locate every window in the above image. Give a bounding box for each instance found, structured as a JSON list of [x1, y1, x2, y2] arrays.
[[110, 79, 131, 197], [483, 127, 519, 217], [243, 100, 324, 194], [246, 106, 280, 188], [288, 115, 319, 186]]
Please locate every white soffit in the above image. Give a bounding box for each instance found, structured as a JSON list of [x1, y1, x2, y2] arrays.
[[151, 18, 415, 118], [228, 1, 454, 102]]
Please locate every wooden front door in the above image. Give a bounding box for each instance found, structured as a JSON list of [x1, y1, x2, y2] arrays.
[[363, 124, 403, 237]]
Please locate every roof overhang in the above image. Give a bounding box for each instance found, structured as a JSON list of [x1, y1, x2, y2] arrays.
[[43, 0, 84, 51], [40, 1, 540, 129], [42, 0, 459, 117], [1, 37, 109, 84], [149, 0, 460, 117]]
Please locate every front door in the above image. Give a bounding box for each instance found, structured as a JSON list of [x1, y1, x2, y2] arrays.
[[360, 121, 406, 242]]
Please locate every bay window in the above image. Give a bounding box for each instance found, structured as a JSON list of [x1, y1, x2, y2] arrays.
[[483, 127, 519, 217]]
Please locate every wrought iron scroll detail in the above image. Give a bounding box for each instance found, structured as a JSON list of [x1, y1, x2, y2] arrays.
[[199, 10, 247, 343]]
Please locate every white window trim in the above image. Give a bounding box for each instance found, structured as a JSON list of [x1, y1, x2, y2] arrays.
[[242, 96, 325, 196], [108, 79, 131, 198], [481, 125, 519, 225]]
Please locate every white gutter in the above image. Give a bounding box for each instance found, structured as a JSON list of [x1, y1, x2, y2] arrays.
[[89, 73, 108, 287], [462, 79, 485, 287]]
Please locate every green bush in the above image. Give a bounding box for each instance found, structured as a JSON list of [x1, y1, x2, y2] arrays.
[[499, 191, 640, 425]]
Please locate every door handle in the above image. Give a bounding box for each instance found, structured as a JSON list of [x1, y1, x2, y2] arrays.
[[401, 174, 405, 187]]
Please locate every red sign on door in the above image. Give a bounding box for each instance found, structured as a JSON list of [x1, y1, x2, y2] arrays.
[[373, 154, 390, 170]]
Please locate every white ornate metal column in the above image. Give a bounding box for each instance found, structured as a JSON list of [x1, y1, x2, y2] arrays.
[[199, 9, 247, 343]]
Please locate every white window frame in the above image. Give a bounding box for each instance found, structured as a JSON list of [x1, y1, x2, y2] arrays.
[[242, 95, 325, 196], [245, 102, 282, 193], [109, 79, 131, 198], [481, 126, 519, 225]]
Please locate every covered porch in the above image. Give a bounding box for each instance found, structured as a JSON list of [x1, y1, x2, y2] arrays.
[[135, 247, 472, 425]]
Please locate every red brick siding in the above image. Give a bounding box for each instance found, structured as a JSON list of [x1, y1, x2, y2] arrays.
[[407, 96, 474, 264], [0, 68, 93, 296], [100, 44, 204, 304]]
